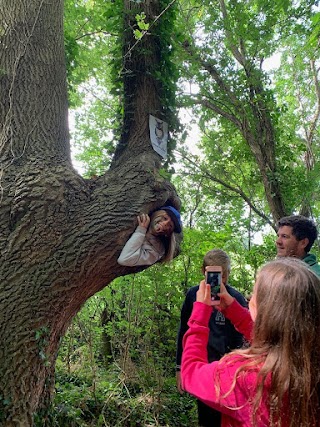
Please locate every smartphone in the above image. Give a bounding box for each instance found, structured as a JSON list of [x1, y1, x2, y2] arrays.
[[205, 266, 222, 301]]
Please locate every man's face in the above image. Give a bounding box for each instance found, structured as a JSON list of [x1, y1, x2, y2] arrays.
[[275, 225, 307, 258]]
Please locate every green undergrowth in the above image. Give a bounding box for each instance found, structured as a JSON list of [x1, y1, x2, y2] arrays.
[[35, 365, 197, 427]]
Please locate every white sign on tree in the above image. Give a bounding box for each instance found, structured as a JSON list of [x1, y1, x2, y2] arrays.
[[149, 114, 168, 159]]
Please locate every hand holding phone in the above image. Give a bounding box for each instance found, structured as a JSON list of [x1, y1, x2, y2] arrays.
[[205, 266, 222, 301]]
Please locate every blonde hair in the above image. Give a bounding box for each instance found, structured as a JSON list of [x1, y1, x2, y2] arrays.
[[218, 258, 320, 426], [202, 249, 231, 281], [149, 210, 176, 263]]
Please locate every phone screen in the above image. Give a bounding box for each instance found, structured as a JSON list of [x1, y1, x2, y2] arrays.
[[206, 271, 221, 300]]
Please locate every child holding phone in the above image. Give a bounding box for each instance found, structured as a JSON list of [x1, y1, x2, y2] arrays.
[[181, 257, 320, 426]]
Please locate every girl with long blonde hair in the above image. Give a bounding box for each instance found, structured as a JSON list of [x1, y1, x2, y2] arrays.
[[181, 258, 320, 426]]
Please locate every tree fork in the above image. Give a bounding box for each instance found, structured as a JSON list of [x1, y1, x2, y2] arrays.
[[0, 1, 180, 424]]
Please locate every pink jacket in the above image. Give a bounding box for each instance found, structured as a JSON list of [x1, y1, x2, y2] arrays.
[[181, 302, 270, 426], [222, 299, 254, 342]]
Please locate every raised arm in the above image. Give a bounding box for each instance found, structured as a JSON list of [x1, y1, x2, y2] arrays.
[[218, 283, 253, 342], [181, 282, 246, 422], [118, 215, 164, 266]]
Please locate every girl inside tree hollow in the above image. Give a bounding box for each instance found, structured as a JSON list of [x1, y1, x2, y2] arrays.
[[118, 205, 182, 267]]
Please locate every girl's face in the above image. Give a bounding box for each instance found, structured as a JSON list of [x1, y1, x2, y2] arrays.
[[150, 211, 174, 236], [249, 281, 258, 321]]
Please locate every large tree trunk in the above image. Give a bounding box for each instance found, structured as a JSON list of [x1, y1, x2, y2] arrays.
[[0, 1, 179, 425]]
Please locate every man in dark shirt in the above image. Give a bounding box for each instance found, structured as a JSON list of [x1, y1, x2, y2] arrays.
[[176, 249, 248, 427]]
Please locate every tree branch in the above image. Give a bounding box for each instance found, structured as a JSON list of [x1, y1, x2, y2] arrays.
[[190, 96, 242, 128], [219, 0, 246, 67], [306, 58, 320, 158], [181, 42, 241, 108], [176, 149, 275, 230]]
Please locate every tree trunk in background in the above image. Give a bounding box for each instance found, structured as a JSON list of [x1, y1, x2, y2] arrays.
[[100, 303, 115, 365], [111, 0, 171, 168], [0, 1, 179, 425]]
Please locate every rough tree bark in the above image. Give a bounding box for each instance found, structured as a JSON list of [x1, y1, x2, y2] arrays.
[[0, 1, 179, 425]]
